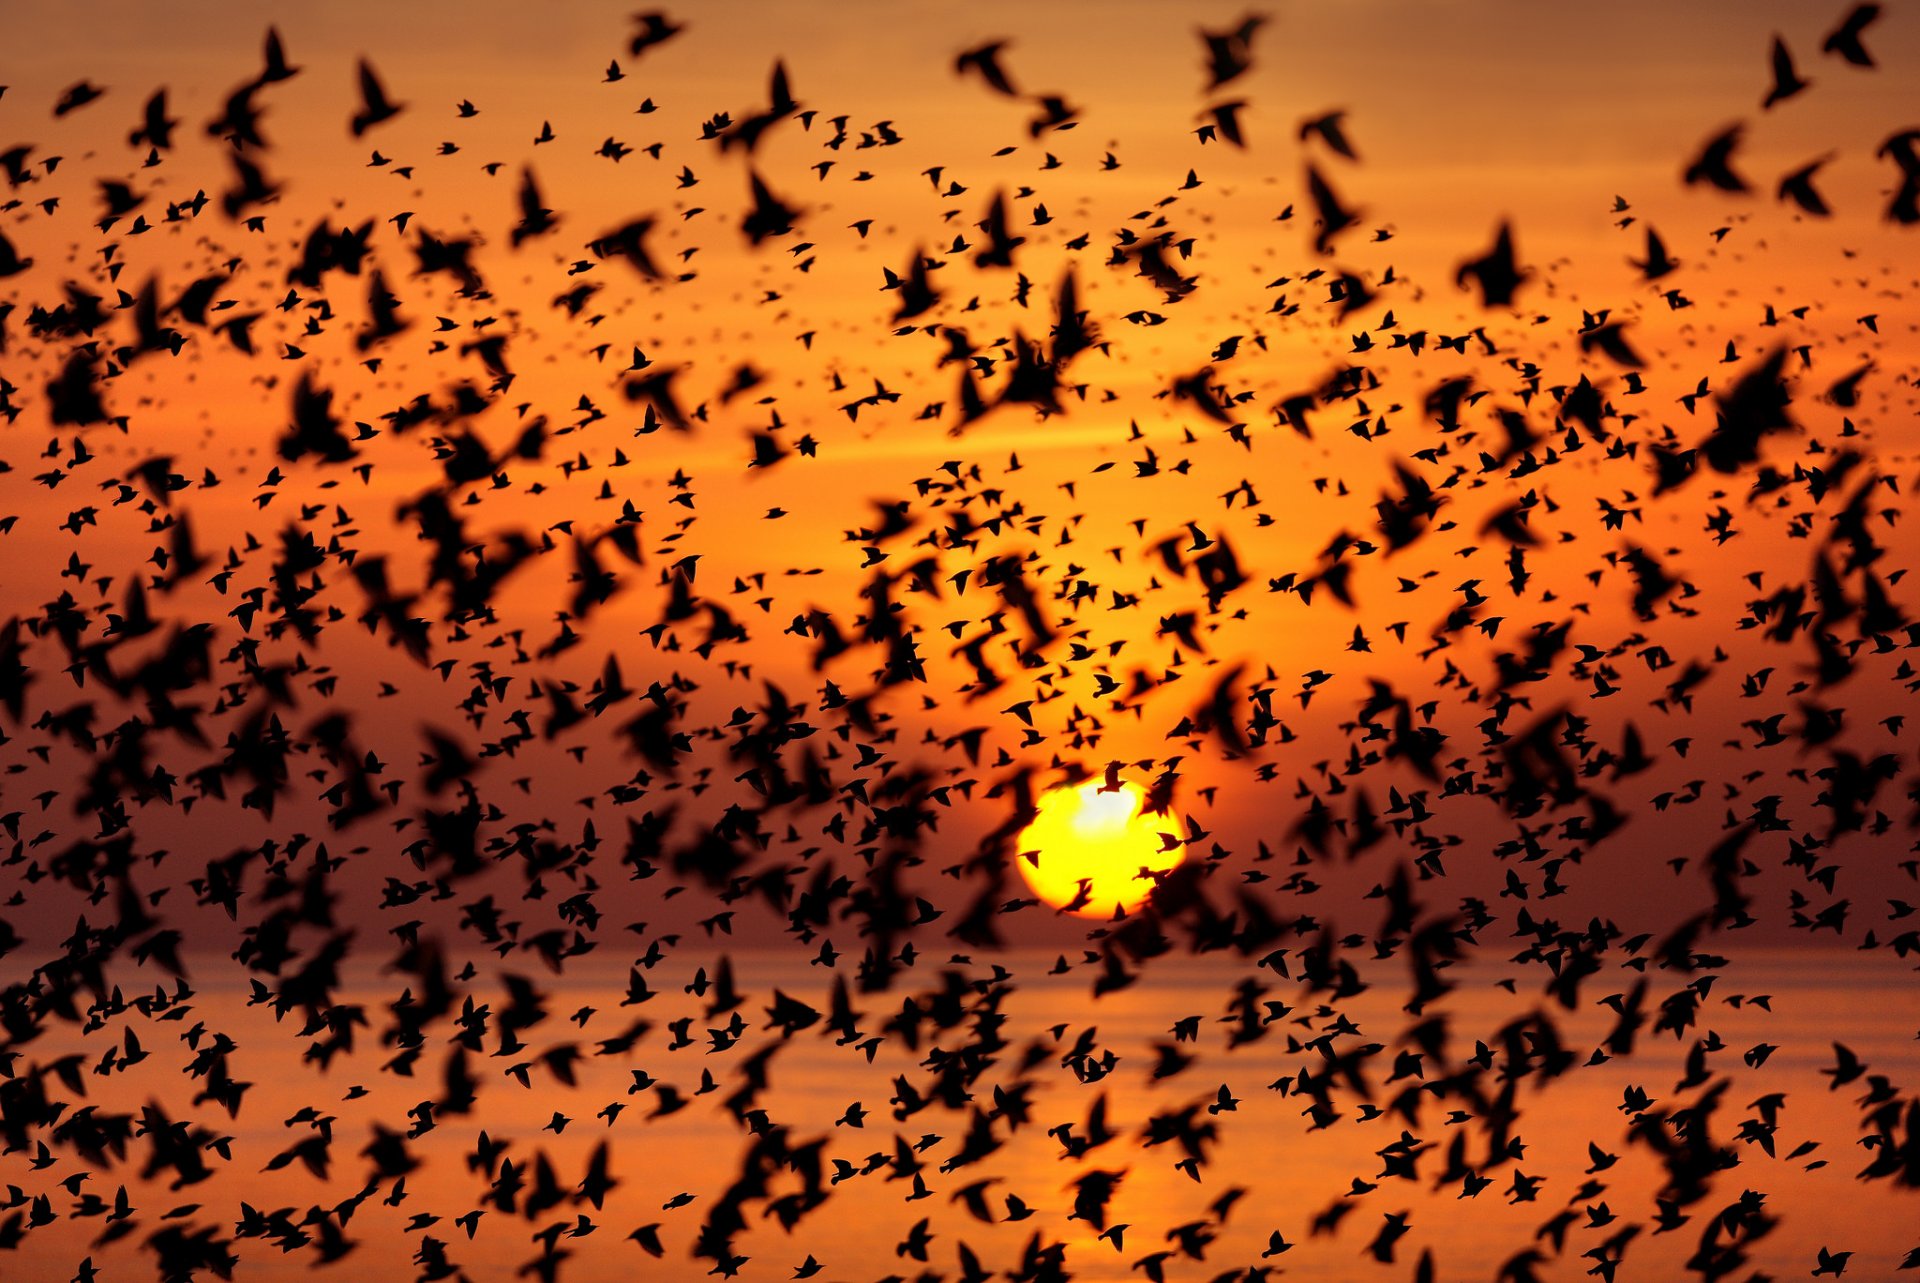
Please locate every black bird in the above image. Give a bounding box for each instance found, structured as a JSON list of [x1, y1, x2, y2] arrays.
[[510, 167, 558, 245], [630, 11, 683, 58], [0, 229, 32, 278], [1299, 110, 1358, 160], [350, 59, 403, 136], [1304, 163, 1359, 253], [1761, 36, 1810, 108], [260, 26, 300, 82], [1456, 222, 1527, 308], [1822, 4, 1880, 67], [1200, 14, 1265, 88], [955, 42, 1020, 96], [53, 80, 107, 116], [129, 90, 178, 150], [1630, 226, 1678, 280], [1683, 123, 1749, 191], [1777, 156, 1833, 216]]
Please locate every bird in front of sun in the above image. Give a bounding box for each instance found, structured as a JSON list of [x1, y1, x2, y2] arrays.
[[1015, 779, 1187, 916]]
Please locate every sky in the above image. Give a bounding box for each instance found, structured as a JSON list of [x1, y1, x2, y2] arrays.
[[2, 2, 1920, 1281], [3, 0, 1916, 938]]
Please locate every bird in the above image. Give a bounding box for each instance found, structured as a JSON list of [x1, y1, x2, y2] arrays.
[[1304, 163, 1359, 253], [1761, 36, 1810, 108], [1821, 4, 1880, 67], [349, 58, 403, 135], [52, 80, 106, 116], [1630, 226, 1679, 280], [1777, 156, 1833, 216], [1685, 123, 1750, 190], [955, 42, 1019, 96], [1456, 222, 1528, 307], [629, 11, 682, 58], [1299, 110, 1358, 160], [1200, 14, 1264, 87]]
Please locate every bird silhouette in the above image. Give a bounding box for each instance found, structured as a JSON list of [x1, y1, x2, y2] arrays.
[[1761, 36, 1810, 108], [349, 58, 403, 136]]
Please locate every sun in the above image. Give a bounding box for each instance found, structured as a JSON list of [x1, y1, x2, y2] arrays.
[[1014, 780, 1187, 917]]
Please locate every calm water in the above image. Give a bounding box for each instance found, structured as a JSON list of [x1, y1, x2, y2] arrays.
[[5, 946, 1917, 1281]]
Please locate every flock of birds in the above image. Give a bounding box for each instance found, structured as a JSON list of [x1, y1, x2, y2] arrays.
[[1, 3, 1920, 1280]]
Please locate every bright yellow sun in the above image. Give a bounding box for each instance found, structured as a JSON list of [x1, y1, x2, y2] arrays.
[[1015, 780, 1187, 916]]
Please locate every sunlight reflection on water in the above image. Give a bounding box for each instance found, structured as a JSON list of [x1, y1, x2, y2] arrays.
[[8, 946, 1917, 1281]]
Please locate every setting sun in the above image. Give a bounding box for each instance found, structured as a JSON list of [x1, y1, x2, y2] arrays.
[[1015, 780, 1188, 916]]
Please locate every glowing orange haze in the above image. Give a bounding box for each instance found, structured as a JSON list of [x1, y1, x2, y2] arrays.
[[3, 2, 1920, 1281]]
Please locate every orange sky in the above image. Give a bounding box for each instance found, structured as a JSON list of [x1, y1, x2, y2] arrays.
[[4, 3, 1920, 1280], [8, 0, 1916, 928]]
